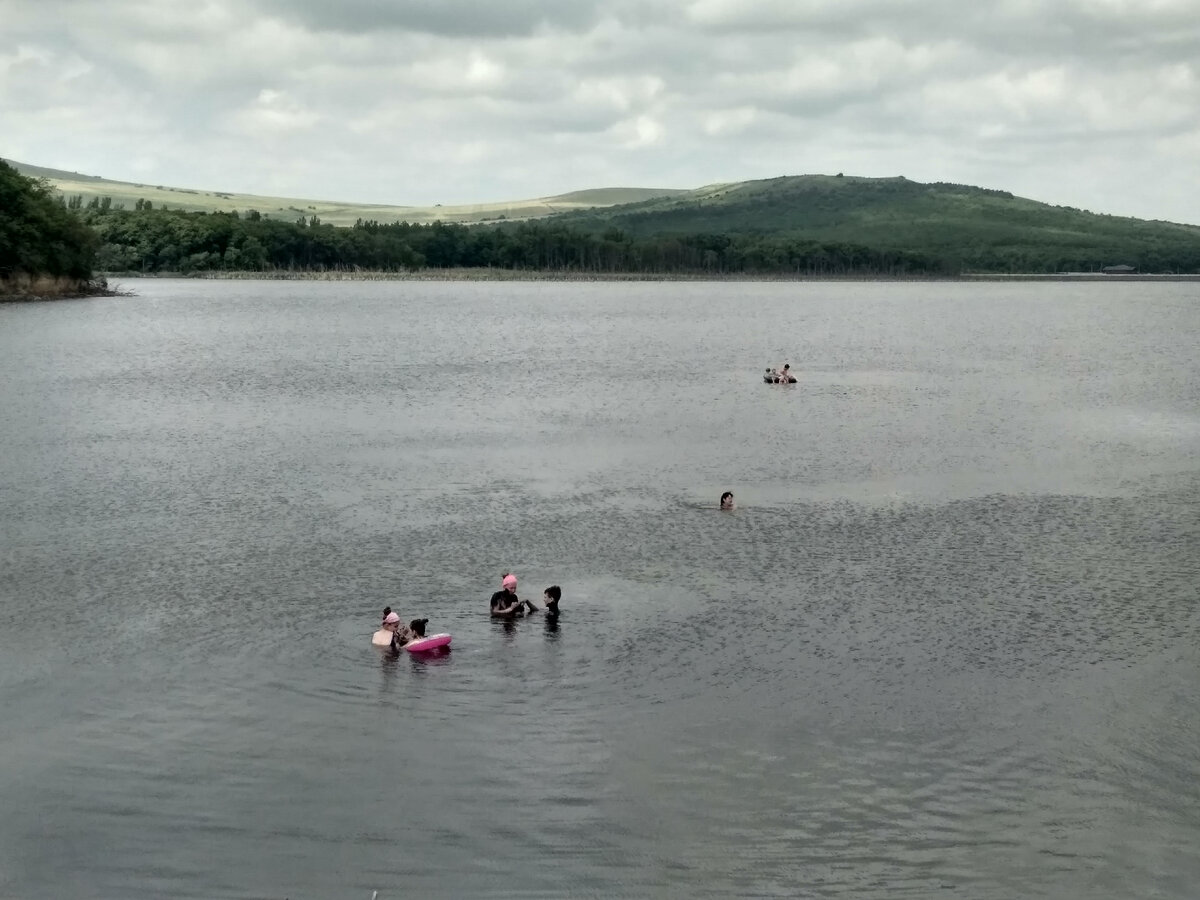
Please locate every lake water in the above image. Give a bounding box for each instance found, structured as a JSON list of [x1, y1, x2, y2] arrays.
[[1, 278, 1198, 899]]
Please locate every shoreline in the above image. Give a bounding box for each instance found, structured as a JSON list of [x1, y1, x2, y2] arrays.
[[0, 276, 127, 303], [98, 269, 1200, 283], [9, 270, 1199, 300]]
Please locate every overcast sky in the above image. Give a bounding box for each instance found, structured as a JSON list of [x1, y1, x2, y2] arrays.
[[4, 0, 1199, 223]]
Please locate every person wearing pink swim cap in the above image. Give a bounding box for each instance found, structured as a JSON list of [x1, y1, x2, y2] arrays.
[[489, 571, 538, 617], [372, 607, 410, 649]]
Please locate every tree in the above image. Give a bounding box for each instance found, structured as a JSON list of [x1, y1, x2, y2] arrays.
[[0, 159, 97, 287]]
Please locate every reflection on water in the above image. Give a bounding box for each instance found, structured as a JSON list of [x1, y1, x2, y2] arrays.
[[1, 279, 1198, 899]]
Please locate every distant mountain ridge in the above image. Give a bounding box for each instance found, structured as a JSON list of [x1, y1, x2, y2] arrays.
[[1, 158, 684, 227]]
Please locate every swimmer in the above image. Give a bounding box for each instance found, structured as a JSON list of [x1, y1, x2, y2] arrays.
[[490, 572, 537, 617], [543, 585, 562, 615], [372, 610, 408, 650], [720, 491, 735, 510]]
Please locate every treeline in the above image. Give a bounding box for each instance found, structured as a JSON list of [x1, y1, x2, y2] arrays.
[[1, 161, 97, 289], [80, 204, 947, 276], [66, 191, 1200, 277]]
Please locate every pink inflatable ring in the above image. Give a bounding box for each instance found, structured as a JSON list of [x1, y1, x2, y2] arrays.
[[404, 633, 452, 653]]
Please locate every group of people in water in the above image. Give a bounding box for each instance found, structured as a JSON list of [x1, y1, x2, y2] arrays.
[[372, 609, 429, 651], [369, 481, 747, 654], [764, 363, 796, 384], [488, 572, 561, 618], [371, 571, 563, 651], [369, 357, 772, 653]]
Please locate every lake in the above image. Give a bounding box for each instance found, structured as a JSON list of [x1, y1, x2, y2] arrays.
[[1, 278, 1198, 899]]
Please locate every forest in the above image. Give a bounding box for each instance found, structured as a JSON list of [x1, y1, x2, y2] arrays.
[[81, 205, 947, 277], [75, 174, 1200, 276], [0, 159, 98, 294], [7, 159, 1200, 286]]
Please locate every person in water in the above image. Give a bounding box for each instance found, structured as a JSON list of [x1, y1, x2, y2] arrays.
[[777, 363, 793, 382], [407, 618, 430, 641], [490, 572, 538, 617], [720, 491, 735, 510], [372, 609, 410, 650], [543, 585, 562, 615]]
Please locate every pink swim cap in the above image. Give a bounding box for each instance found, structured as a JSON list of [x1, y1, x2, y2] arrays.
[[502, 574, 517, 589], [383, 612, 400, 625]]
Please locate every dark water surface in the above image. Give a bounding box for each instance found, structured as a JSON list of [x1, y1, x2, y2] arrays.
[[1, 279, 1198, 899]]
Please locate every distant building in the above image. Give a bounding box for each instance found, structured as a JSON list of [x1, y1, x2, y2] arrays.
[[1102, 264, 1137, 274]]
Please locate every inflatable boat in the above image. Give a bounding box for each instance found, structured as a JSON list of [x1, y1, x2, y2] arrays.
[[404, 633, 452, 653]]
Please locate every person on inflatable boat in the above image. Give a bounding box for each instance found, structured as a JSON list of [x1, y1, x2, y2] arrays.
[[406, 618, 430, 642]]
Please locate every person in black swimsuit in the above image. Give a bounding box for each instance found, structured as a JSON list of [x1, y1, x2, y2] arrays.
[[490, 572, 538, 617]]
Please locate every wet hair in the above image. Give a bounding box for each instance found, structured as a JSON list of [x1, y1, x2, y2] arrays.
[[720, 491, 733, 503], [382, 606, 392, 623], [544, 585, 561, 602], [783, 364, 790, 370], [409, 618, 429, 638]]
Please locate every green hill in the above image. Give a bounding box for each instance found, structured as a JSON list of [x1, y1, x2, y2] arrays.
[[8, 158, 1200, 274], [548, 174, 1200, 273], [1, 158, 684, 227]]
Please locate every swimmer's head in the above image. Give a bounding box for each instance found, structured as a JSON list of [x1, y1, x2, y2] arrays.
[[502, 573, 517, 591], [544, 585, 561, 603], [383, 611, 401, 626], [409, 618, 429, 637]]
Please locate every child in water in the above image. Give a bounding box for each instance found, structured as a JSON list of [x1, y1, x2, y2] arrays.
[[720, 491, 735, 510], [407, 618, 429, 640], [543, 585, 562, 615]]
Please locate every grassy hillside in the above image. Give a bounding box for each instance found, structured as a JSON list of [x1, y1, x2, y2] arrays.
[[10, 158, 1199, 273], [549, 175, 1200, 271], [2, 159, 683, 227]]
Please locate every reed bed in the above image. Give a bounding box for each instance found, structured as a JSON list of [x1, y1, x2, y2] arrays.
[[0, 274, 123, 301]]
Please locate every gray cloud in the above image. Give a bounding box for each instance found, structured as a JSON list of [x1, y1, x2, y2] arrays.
[[2, 0, 1198, 222], [252, 0, 604, 38]]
